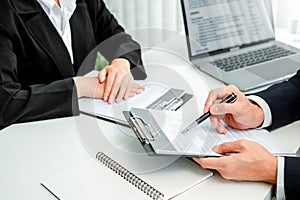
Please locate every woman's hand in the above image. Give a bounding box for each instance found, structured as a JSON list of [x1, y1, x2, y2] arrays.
[[98, 58, 145, 104], [73, 76, 104, 99]]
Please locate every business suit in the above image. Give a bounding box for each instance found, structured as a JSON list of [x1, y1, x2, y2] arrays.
[[256, 70, 300, 199], [0, 0, 146, 130]]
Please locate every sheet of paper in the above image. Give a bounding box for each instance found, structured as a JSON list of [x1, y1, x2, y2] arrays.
[[79, 83, 169, 123], [148, 109, 294, 156], [189, 122, 295, 156]]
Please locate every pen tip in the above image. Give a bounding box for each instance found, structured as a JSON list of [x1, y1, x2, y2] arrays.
[[181, 129, 187, 134]]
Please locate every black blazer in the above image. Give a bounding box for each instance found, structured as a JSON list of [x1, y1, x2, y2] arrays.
[[256, 70, 300, 199], [0, 0, 146, 130]]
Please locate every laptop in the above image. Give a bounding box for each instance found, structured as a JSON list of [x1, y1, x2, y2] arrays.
[[181, 0, 300, 91]]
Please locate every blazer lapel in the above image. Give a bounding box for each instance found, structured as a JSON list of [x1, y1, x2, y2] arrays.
[[11, 0, 75, 77], [70, 0, 96, 74]]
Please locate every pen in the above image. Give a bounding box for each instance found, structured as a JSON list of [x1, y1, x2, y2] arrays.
[[181, 92, 237, 134]]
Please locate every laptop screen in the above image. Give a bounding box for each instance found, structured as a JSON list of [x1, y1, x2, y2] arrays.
[[181, 0, 275, 58]]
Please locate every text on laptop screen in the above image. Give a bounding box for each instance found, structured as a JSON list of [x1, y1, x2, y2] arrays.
[[183, 0, 275, 57]]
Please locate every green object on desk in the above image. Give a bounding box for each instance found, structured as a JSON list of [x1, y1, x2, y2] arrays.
[[94, 51, 109, 71]]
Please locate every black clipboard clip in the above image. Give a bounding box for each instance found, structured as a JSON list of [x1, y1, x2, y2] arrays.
[[163, 97, 184, 111], [127, 116, 159, 144], [124, 108, 187, 156], [150, 97, 184, 111], [146, 89, 193, 111], [124, 109, 163, 156]]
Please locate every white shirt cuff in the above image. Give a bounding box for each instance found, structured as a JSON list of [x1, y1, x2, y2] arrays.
[[247, 95, 272, 128], [276, 157, 286, 200]]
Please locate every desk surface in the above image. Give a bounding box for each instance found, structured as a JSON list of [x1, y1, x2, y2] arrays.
[[1, 114, 299, 200], [1, 37, 300, 200]]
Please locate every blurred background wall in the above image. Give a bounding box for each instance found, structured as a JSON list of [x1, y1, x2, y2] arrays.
[[103, 0, 183, 48], [103, 0, 300, 47], [103, 0, 183, 33]]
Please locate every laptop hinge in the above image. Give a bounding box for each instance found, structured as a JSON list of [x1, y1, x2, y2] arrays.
[[230, 46, 240, 52]]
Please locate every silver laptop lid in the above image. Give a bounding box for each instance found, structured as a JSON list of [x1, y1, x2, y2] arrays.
[[181, 0, 275, 60]]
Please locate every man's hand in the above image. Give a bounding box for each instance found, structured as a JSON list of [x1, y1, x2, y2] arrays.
[[204, 85, 265, 134], [98, 58, 145, 104], [193, 140, 278, 184]]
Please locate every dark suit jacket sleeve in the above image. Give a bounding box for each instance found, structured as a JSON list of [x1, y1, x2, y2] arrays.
[[284, 157, 300, 199], [0, 30, 79, 130], [255, 70, 300, 130], [254, 70, 300, 199], [85, 0, 147, 80]]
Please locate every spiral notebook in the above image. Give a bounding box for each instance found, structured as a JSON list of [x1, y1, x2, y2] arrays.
[[41, 152, 212, 200]]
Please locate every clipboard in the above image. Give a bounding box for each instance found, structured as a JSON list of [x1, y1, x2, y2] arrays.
[[123, 107, 217, 157], [79, 86, 193, 127], [123, 108, 295, 158]]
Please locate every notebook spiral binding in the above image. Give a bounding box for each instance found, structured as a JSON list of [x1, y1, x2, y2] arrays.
[[96, 152, 164, 200]]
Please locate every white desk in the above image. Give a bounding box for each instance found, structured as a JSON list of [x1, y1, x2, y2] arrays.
[[1, 40, 299, 200], [1, 114, 299, 200]]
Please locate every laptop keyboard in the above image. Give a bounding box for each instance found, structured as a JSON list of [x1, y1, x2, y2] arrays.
[[212, 45, 296, 72]]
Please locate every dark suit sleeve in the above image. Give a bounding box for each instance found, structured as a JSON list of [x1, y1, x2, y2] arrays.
[[0, 29, 79, 130], [255, 70, 300, 130], [254, 71, 300, 198], [284, 157, 300, 199], [85, 0, 147, 80]]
